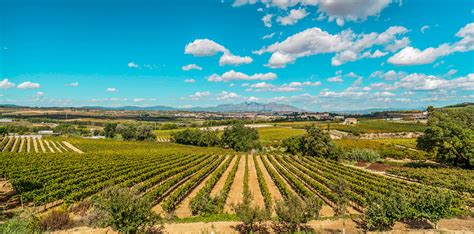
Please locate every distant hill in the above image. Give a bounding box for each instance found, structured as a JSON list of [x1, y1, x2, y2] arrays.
[[81, 102, 305, 113], [442, 102, 473, 108]]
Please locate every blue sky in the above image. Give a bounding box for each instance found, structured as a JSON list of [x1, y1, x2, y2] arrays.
[[1, 0, 473, 111]]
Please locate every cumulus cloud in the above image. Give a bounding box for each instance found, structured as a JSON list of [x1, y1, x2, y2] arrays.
[[262, 14, 273, 27], [219, 53, 253, 66], [106, 87, 118, 92], [371, 73, 474, 91], [370, 70, 406, 80], [184, 79, 196, 83], [256, 26, 408, 68], [327, 76, 343, 82], [277, 8, 308, 26], [388, 22, 474, 65], [208, 70, 277, 82], [133, 98, 146, 102], [217, 91, 241, 100], [189, 91, 212, 100], [233, 0, 393, 26], [0, 79, 15, 89], [185, 39, 228, 56], [182, 64, 202, 71], [17, 81, 40, 89], [185, 39, 253, 66]]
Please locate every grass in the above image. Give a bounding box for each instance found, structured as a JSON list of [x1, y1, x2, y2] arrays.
[[334, 138, 427, 160]]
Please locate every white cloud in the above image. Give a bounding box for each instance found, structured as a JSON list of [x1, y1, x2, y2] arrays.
[[248, 81, 320, 92], [17, 81, 40, 89], [184, 79, 196, 83], [106, 87, 118, 92], [217, 91, 241, 100], [185, 39, 228, 56], [133, 98, 146, 102], [219, 53, 253, 66], [128, 62, 139, 68], [34, 91, 45, 97], [189, 91, 212, 100], [262, 32, 275, 40], [388, 22, 474, 65], [208, 70, 277, 82], [233, 0, 392, 26], [370, 70, 406, 80], [374, 91, 395, 97], [182, 64, 202, 71], [277, 8, 308, 26], [65, 82, 79, 87], [420, 25, 430, 33], [257, 26, 408, 68], [327, 76, 343, 82], [372, 73, 474, 91], [0, 79, 15, 89], [262, 14, 273, 27], [185, 39, 252, 66]]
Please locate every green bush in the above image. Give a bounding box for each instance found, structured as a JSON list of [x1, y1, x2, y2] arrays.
[[274, 195, 322, 232], [171, 128, 219, 147], [345, 148, 381, 162], [234, 194, 269, 232], [91, 187, 161, 233], [221, 122, 261, 152]]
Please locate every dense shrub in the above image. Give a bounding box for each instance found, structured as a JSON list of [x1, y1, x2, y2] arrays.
[[91, 187, 161, 233], [234, 194, 268, 232], [171, 128, 219, 147], [283, 124, 338, 159], [274, 195, 322, 232], [38, 209, 72, 231], [221, 122, 261, 152], [115, 124, 156, 141], [345, 148, 381, 162]]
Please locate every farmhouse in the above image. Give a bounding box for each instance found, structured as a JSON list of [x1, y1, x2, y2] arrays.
[[344, 118, 358, 125]]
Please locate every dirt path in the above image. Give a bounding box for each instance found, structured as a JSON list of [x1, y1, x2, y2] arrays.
[[50, 141, 63, 153], [210, 156, 238, 197], [43, 140, 55, 153], [27, 137, 31, 152], [255, 155, 283, 214], [33, 137, 39, 153], [248, 154, 265, 208], [10, 137, 19, 152], [57, 142, 69, 152], [262, 155, 298, 197], [175, 156, 229, 218], [38, 138, 46, 153], [18, 137, 25, 152], [224, 154, 246, 213], [62, 141, 84, 153]]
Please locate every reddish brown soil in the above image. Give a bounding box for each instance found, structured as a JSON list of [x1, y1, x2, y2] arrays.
[[367, 162, 391, 172]]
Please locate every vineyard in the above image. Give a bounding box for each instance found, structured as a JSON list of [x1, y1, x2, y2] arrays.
[[0, 136, 82, 154], [0, 139, 465, 222]]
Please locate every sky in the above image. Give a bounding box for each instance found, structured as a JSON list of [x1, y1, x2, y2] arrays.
[[0, 0, 473, 111]]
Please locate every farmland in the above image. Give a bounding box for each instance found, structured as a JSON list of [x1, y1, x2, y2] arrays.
[[0, 139, 468, 221]]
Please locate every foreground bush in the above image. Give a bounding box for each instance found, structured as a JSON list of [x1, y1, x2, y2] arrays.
[[91, 187, 161, 233], [171, 128, 219, 147], [38, 208, 72, 231], [234, 194, 268, 232], [274, 195, 322, 232], [0, 212, 39, 233], [221, 122, 261, 152]]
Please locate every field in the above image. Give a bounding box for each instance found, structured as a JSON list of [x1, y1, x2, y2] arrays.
[[0, 136, 82, 153], [334, 138, 427, 159], [0, 139, 463, 221]]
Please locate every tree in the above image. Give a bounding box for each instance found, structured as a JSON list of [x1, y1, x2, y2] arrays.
[[282, 135, 302, 155], [91, 187, 161, 233], [135, 125, 156, 141], [104, 123, 117, 138], [364, 192, 411, 231], [115, 124, 136, 140], [411, 189, 464, 228], [331, 179, 349, 216], [221, 122, 261, 152], [233, 193, 268, 232], [417, 106, 474, 168], [171, 128, 219, 147], [274, 195, 322, 232]]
